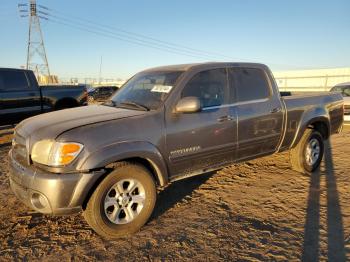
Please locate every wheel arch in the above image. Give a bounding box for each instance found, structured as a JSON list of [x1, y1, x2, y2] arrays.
[[104, 157, 168, 187], [308, 120, 329, 140], [79, 141, 169, 187], [291, 116, 330, 148], [55, 97, 79, 110]]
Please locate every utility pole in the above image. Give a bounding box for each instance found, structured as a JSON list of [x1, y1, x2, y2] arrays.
[[19, 0, 50, 78]]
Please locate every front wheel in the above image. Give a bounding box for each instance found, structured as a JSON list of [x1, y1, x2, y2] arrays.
[[290, 129, 324, 174], [83, 162, 156, 239]]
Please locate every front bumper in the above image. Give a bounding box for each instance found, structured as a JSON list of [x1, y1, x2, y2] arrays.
[[8, 150, 105, 215]]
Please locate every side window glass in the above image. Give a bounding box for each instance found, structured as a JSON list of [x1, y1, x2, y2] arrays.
[[0, 71, 29, 90], [232, 68, 270, 102], [182, 68, 227, 108], [344, 87, 350, 97]]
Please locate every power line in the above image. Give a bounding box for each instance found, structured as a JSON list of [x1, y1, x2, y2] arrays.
[[46, 17, 216, 60], [45, 13, 227, 60], [45, 7, 239, 61], [51, 15, 216, 59], [49, 15, 217, 60], [17, 3, 318, 70], [43, 7, 317, 70]]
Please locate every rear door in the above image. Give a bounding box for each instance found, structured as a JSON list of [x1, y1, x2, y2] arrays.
[[165, 68, 238, 177], [229, 67, 284, 160], [0, 70, 41, 124]]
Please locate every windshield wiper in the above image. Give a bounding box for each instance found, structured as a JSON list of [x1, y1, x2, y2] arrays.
[[118, 101, 150, 111]]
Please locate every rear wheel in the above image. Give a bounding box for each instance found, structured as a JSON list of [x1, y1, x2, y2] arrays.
[[290, 129, 324, 174], [83, 162, 156, 239]]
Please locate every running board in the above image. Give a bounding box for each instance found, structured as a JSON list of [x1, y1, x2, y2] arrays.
[[169, 166, 222, 183]]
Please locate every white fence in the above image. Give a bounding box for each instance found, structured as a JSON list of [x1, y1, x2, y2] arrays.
[[273, 67, 350, 92]]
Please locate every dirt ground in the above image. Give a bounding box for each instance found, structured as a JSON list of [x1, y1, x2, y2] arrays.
[[0, 126, 349, 261]]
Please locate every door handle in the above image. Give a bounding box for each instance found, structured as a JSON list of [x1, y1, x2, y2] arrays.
[[270, 107, 282, 114], [217, 115, 234, 122]]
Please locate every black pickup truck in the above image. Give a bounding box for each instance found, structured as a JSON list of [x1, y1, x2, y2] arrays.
[[0, 68, 87, 124]]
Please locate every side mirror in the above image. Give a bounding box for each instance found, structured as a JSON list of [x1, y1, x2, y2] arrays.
[[175, 96, 201, 113]]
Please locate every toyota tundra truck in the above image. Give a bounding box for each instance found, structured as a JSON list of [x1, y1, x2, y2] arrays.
[[8, 62, 344, 238]]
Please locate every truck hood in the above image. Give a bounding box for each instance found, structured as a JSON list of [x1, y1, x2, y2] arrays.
[[15, 105, 146, 145]]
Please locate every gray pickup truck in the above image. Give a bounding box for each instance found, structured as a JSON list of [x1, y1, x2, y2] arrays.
[[8, 62, 344, 238]]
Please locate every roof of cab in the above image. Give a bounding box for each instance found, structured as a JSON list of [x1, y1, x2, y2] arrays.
[[0, 68, 32, 72], [335, 82, 350, 87], [141, 62, 268, 73]]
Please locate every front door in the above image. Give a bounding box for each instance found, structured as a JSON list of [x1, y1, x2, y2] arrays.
[[165, 68, 237, 178]]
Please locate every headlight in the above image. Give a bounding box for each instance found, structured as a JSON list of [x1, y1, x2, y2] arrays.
[[31, 140, 83, 167]]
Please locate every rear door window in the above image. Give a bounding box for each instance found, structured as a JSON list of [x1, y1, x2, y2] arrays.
[[230, 68, 271, 102], [0, 71, 29, 90], [182, 68, 228, 108], [332, 86, 350, 97], [344, 88, 350, 97]]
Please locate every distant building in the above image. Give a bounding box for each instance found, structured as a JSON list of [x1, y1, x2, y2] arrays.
[[58, 78, 126, 88], [91, 79, 126, 88], [273, 67, 350, 92], [37, 75, 59, 85]]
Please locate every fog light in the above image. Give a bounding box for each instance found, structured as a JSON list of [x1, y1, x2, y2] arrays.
[[31, 192, 49, 210]]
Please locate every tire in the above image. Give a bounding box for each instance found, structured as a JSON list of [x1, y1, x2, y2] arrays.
[[83, 162, 157, 239], [290, 129, 324, 174]]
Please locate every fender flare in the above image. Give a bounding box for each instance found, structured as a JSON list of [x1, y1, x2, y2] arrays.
[[78, 141, 169, 186], [291, 107, 330, 148]]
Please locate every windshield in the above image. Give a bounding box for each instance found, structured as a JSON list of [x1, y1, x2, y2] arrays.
[[109, 71, 183, 110], [332, 86, 350, 97]]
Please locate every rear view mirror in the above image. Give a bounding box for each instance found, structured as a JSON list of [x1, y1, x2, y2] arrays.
[[175, 97, 201, 113]]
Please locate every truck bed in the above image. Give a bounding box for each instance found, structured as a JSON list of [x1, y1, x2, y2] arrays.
[[279, 92, 344, 150]]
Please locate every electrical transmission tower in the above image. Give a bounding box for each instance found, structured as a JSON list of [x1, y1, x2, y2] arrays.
[[19, 0, 50, 77]]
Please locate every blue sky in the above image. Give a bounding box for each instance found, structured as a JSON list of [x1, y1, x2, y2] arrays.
[[0, 0, 349, 79]]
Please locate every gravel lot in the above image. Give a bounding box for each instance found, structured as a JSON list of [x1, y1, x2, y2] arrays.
[[0, 126, 349, 261]]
